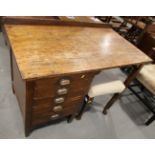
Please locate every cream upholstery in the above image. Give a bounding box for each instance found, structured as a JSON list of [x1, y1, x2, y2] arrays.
[[137, 64, 155, 95], [88, 80, 125, 98]]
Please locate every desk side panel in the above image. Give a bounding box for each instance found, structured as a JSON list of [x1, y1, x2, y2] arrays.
[[12, 53, 26, 118]]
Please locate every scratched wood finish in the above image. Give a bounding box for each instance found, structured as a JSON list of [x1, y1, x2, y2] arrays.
[[4, 24, 151, 80]]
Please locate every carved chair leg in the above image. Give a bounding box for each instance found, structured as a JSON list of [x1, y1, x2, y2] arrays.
[[76, 96, 94, 120]]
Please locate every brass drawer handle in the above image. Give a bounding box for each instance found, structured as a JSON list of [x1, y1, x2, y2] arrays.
[[50, 114, 60, 119], [53, 105, 63, 112], [60, 79, 71, 86], [57, 88, 68, 95], [54, 97, 65, 104]]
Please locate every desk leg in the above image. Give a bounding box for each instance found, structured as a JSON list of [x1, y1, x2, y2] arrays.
[[9, 49, 15, 95], [76, 96, 94, 120], [76, 98, 87, 120], [103, 64, 144, 114], [67, 114, 76, 123]]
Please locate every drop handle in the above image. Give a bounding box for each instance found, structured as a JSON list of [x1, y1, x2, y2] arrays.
[[50, 114, 60, 120], [57, 88, 68, 95], [60, 79, 71, 86], [53, 106, 63, 112], [54, 97, 65, 104]]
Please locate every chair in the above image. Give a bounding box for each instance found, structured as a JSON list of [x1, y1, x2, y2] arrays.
[[137, 64, 155, 95], [128, 63, 155, 125], [76, 80, 125, 119], [120, 31, 155, 125]]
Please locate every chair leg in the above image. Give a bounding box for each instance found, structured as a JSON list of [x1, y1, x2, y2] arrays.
[[102, 93, 121, 114], [76, 96, 94, 120], [145, 114, 155, 125]]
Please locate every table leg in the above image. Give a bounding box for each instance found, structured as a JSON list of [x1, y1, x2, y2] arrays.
[[103, 64, 144, 114]]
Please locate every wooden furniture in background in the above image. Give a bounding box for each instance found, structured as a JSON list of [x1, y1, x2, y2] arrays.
[[127, 34, 155, 125], [3, 17, 151, 136], [137, 32, 155, 62], [119, 17, 154, 45]]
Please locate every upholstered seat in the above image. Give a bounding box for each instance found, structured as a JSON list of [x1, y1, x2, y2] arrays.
[[88, 80, 125, 98], [137, 64, 155, 95]]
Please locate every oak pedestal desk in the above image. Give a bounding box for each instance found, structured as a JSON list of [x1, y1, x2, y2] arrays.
[[3, 22, 151, 136]]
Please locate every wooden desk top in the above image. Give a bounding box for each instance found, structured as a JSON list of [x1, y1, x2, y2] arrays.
[[4, 24, 151, 80]]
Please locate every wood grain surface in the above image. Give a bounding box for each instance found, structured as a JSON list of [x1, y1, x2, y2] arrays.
[[5, 24, 152, 80]]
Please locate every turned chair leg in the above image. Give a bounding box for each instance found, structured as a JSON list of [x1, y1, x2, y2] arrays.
[[76, 96, 94, 120]]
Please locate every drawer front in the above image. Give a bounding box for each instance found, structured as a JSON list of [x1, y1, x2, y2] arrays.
[[32, 105, 80, 126], [33, 72, 96, 99], [32, 97, 83, 116]]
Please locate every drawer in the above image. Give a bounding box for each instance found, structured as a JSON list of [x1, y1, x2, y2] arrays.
[[33, 72, 96, 99], [69, 78, 92, 93], [32, 105, 79, 126], [35, 72, 95, 86], [32, 97, 83, 115]]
